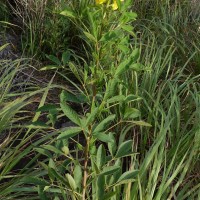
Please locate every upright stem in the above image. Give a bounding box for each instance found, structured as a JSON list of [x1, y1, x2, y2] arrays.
[[82, 136, 90, 200]]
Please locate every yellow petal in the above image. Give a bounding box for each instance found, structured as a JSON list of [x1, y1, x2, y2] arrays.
[[112, 1, 118, 10], [96, 0, 107, 4], [112, 0, 124, 10]]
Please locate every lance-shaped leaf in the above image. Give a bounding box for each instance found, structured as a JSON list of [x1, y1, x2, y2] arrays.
[[40, 65, 62, 71], [114, 48, 139, 77], [20, 177, 49, 186], [116, 170, 139, 184], [115, 140, 133, 158], [62, 51, 71, 65], [61, 90, 83, 104], [125, 94, 142, 103], [46, 55, 61, 65], [100, 165, 120, 176], [36, 104, 59, 112], [107, 95, 126, 104], [93, 114, 116, 133], [97, 144, 106, 169], [86, 107, 99, 126], [60, 8, 76, 18], [108, 132, 117, 156], [131, 121, 152, 127], [57, 127, 82, 140], [124, 107, 141, 119], [103, 191, 117, 200], [97, 175, 105, 200], [74, 164, 82, 189], [93, 132, 114, 143], [104, 79, 118, 100], [60, 91, 81, 126], [66, 174, 77, 190], [48, 167, 69, 186]]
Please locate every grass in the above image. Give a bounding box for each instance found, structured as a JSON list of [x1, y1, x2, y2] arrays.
[[0, 0, 200, 199]]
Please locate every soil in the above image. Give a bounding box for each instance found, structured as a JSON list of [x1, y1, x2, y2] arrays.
[[0, 31, 20, 60]]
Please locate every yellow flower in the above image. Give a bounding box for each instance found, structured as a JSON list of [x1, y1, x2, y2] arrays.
[[96, 0, 124, 10], [111, 1, 118, 10], [96, 0, 107, 4], [112, 0, 124, 10]]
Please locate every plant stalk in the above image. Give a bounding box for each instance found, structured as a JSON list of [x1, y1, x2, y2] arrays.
[[82, 136, 90, 200]]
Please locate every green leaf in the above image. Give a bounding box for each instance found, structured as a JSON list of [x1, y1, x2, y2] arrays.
[[48, 168, 69, 186], [120, 11, 137, 23], [131, 121, 152, 127], [83, 31, 97, 42], [60, 9, 76, 18], [40, 65, 61, 71], [60, 91, 81, 126], [115, 140, 133, 158], [27, 121, 50, 128], [74, 164, 82, 189], [46, 55, 61, 65], [124, 107, 141, 119], [61, 90, 83, 104], [121, 24, 134, 32], [93, 114, 116, 133], [21, 177, 49, 186], [114, 59, 131, 77], [86, 7, 97, 38], [66, 174, 77, 190], [86, 107, 99, 126], [48, 109, 58, 126], [92, 160, 100, 174], [97, 175, 105, 200], [36, 104, 59, 112], [100, 166, 120, 176], [49, 158, 56, 169], [130, 63, 145, 71], [103, 191, 117, 200], [104, 79, 118, 100], [90, 145, 97, 155], [76, 93, 88, 103], [125, 94, 142, 103], [100, 31, 118, 42], [115, 179, 136, 186], [62, 51, 71, 65], [114, 48, 139, 77], [116, 0, 122, 10], [39, 162, 49, 172], [38, 185, 48, 200], [118, 44, 130, 53], [93, 132, 114, 143], [130, 48, 139, 61], [68, 62, 83, 83], [57, 127, 82, 140], [109, 160, 122, 184], [117, 170, 139, 183], [97, 144, 106, 169], [124, 12, 137, 20], [61, 146, 69, 155], [107, 95, 126, 104], [108, 132, 117, 156], [0, 43, 9, 52], [34, 148, 52, 158], [42, 145, 63, 155]]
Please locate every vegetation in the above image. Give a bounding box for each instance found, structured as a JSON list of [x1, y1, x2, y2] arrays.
[[0, 0, 200, 199]]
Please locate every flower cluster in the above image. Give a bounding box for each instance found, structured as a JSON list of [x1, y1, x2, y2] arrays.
[[96, 0, 124, 10]]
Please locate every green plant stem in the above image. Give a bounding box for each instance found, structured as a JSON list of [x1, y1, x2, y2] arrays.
[[82, 135, 90, 200]]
